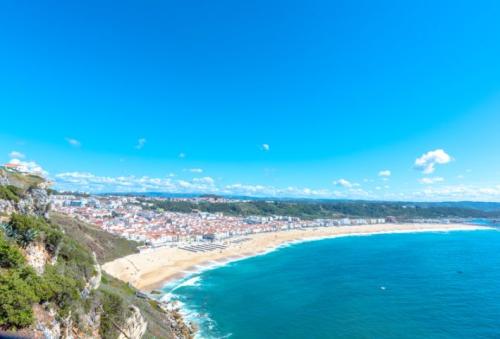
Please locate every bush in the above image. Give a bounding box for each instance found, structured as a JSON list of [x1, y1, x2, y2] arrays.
[[41, 266, 81, 316], [0, 185, 23, 203], [99, 290, 128, 338], [7, 214, 43, 247], [0, 270, 39, 329], [0, 233, 25, 268]]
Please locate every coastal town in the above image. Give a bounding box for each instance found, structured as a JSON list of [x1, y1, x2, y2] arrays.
[[50, 194, 388, 248]]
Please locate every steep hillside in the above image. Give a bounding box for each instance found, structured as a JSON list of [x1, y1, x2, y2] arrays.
[[49, 213, 141, 264], [0, 170, 194, 339]]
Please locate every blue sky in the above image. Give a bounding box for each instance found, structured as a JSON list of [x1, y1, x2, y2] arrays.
[[1, 0, 500, 200]]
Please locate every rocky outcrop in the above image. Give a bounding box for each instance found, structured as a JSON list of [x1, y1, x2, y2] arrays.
[[0, 171, 9, 186], [82, 253, 102, 298], [25, 242, 52, 275], [18, 188, 51, 217], [118, 305, 148, 339], [0, 199, 15, 216], [33, 304, 62, 339]]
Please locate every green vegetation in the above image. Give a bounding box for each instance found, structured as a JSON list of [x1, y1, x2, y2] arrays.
[[0, 214, 95, 331], [99, 290, 129, 338], [0, 269, 39, 329], [49, 213, 141, 263], [0, 211, 176, 337], [100, 272, 178, 339], [142, 198, 500, 220], [0, 168, 44, 190], [4, 214, 63, 251], [0, 185, 24, 202], [0, 233, 25, 268]]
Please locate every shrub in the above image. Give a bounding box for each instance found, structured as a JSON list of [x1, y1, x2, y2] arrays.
[[0, 270, 38, 329], [7, 214, 43, 247], [41, 266, 81, 316], [0, 233, 25, 268], [0, 185, 23, 203], [99, 290, 128, 339]]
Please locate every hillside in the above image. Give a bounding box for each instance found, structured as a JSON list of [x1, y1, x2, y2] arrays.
[[49, 213, 141, 264], [141, 198, 500, 220], [0, 170, 194, 338]]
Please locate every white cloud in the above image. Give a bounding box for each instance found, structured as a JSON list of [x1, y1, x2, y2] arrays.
[[419, 177, 444, 185], [135, 138, 147, 150], [5, 158, 47, 176], [9, 151, 25, 159], [378, 170, 391, 177], [333, 178, 360, 188], [51, 170, 500, 202], [414, 149, 452, 174], [186, 168, 203, 173], [262, 144, 270, 151], [411, 184, 500, 201], [66, 138, 81, 147], [192, 176, 215, 185], [178, 153, 186, 159], [54, 171, 367, 198]]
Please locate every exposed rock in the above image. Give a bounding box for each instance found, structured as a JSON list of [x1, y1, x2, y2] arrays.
[[25, 242, 51, 275], [77, 304, 101, 339], [118, 305, 148, 339], [165, 308, 195, 339], [0, 171, 9, 186], [82, 253, 102, 298], [18, 188, 51, 217], [33, 304, 62, 339], [0, 198, 15, 216]]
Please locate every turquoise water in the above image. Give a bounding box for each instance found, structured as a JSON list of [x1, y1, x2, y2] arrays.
[[164, 230, 500, 338]]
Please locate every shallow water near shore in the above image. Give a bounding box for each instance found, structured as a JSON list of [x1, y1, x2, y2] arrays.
[[163, 230, 500, 338]]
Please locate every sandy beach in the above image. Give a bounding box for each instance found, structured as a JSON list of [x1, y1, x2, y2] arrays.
[[102, 223, 492, 291]]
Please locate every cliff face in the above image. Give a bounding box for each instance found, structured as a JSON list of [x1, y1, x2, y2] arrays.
[[0, 169, 50, 218], [0, 170, 193, 339], [118, 306, 147, 339], [18, 187, 51, 217]]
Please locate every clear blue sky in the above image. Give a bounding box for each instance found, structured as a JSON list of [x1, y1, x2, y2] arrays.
[[1, 0, 500, 200]]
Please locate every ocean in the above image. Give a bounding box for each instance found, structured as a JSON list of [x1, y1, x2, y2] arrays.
[[163, 229, 500, 338]]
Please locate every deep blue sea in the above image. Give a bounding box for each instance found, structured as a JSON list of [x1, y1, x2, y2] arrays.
[[163, 229, 500, 338]]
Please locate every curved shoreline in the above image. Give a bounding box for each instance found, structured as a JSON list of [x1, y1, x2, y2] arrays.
[[102, 223, 494, 291]]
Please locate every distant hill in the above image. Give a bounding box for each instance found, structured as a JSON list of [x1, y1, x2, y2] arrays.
[[141, 198, 500, 220]]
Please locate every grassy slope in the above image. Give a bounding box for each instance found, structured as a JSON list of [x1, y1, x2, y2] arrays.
[[49, 213, 178, 338], [49, 212, 141, 264], [100, 272, 177, 339], [0, 168, 44, 190]]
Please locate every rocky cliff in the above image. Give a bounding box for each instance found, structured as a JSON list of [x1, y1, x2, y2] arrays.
[[0, 169, 194, 339]]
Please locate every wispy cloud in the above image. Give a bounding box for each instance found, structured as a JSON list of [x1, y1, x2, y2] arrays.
[[419, 177, 444, 185], [53, 171, 361, 198], [186, 168, 203, 173], [66, 138, 81, 147], [378, 170, 391, 177], [414, 149, 452, 174], [178, 152, 186, 159], [261, 144, 270, 151], [52, 170, 500, 201], [333, 178, 359, 188], [135, 138, 147, 150], [9, 151, 25, 159]]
